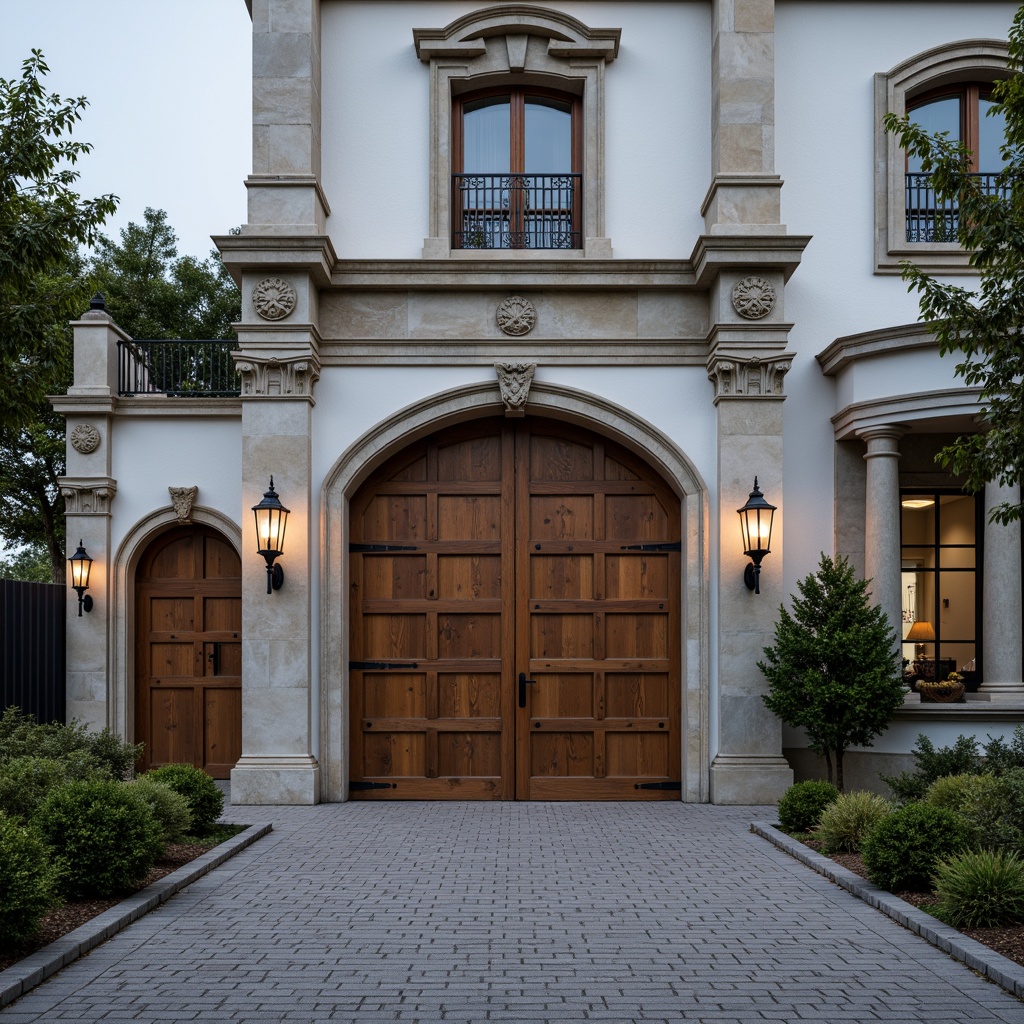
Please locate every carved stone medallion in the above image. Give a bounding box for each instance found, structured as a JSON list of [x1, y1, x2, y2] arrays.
[[496, 295, 537, 336], [69, 423, 101, 454], [731, 277, 776, 320], [252, 277, 297, 321], [495, 362, 536, 416], [169, 486, 199, 524]]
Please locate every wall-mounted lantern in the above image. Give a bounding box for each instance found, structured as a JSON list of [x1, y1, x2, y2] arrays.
[[68, 540, 94, 616], [738, 477, 776, 595], [252, 477, 289, 594]]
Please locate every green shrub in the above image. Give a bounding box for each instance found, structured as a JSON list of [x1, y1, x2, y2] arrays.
[[0, 753, 108, 822], [146, 764, 223, 834], [32, 780, 163, 898], [777, 780, 839, 833], [815, 791, 892, 854], [989, 768, 1024, 854], [126, 777, 192, 845], [879, 734, 983, 803], [980, 725, 1024, 776], [933, 849, 1024, 928], [923, 773, 1003, 840], [861, 803, 974, 891], [0, 815, 59, 949]]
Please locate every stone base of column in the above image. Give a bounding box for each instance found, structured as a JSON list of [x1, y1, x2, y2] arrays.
[[709, 755, 793, 805], [231, 755, 321, 805], [969, 686, 1024, 704]]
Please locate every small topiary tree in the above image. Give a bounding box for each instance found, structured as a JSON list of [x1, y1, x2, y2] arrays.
[[861, 803, 973, 891], [146, 763, 223, 835], [0, 815, 60, 949], [777, 780, 839, 833], [759, 554, 906, 791], [32, 780, 163, 898]]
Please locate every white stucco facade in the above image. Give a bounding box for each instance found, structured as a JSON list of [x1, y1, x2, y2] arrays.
[[57, 0, 1024, 804]]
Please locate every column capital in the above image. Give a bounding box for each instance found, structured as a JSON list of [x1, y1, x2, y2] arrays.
[[707, 352, 792, 402], [858, 424, 906, 454], [234, 352, 321, 403]]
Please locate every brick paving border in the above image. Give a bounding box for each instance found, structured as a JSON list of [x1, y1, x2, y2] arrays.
[[752, 821, 1024, 1000], [0, 823, 272, 1009]]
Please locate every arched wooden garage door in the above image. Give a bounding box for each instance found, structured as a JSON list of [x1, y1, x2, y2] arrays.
[[135, 526, 242, 778], [349, 418, 681, 800]]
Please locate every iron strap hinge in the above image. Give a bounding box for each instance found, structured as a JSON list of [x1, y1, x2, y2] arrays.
[[634, 780, 682, 791], [349, 781, 396, 791], [349, 543, 419, 552], [349, 661, 420, 671], [619, 542, 682, 552]]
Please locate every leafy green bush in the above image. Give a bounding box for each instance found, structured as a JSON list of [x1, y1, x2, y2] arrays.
[[861, 803, 974, 891], [777, 780, 839, 833], [126, 777, 192, 845], [0, 707, 141, 779], [990, 768, 1024, 854], [923, 773, 1003, 840], [982, 726, 1024, 776], [146, 764, 223, 834], [0, 815, 59, 949], [879, 734, 982, 803], [0, 753, 107, 822], [815, 790, 892, 854], [932, 849, 1024, 928], [32, 780, 163, 897]]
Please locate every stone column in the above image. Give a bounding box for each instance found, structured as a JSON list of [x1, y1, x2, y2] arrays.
[[705, 0, 785, 235], [858, 426, 904, 637], [979, 480, 1023, 698], [51, 301, 124, 732], [247, 0, 328, 235], [708, 355, 794, 804]]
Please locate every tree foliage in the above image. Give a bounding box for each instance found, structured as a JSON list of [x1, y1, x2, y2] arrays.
[[759, 554, 905, 791], [0, 51, 116, 427], [883, 6, 1024, 524]]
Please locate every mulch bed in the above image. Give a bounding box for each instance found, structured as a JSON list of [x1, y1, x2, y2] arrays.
[[802, 838, 1024, 968], [0, 842, 209, 973]]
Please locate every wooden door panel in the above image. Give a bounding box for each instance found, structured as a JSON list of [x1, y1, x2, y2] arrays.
[[437, 555, 501, 600], [605, 673, 670, 717], [438, 672, 502, 717], [437, 495, 501, 540], [136, 526, 241, 779]]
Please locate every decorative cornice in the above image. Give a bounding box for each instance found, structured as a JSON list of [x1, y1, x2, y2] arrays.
[[690, 234, 811, 288], [234, 352, 321, 401], [213, 233, 337, 288], [831, 387, 984, 441], [817, 321, 937, 376], [707, 353, 792, 402], [60, 477, 117, 515]]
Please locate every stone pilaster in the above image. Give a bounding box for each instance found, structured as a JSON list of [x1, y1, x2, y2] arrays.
[[858, 426, 904, 638], [705, 0, 785, 235], [978, 481, 1023, 699], [246, 0, 329, 235]]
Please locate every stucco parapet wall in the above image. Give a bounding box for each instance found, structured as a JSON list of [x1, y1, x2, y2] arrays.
[[213, 232, 336, 288], [689, 234, 810, 287], [817, 321, 937, 376], [328, 259, 697, 291], [49, 394, 117, 417], [832, 387, 984, 441]]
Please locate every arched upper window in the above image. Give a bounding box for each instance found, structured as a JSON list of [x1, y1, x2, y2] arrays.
[[453, 87, 582, 249], [874, 39, 1010, 273], [904, 83, 1008, 242]]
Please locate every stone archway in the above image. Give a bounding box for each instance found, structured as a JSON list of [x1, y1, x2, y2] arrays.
[[320, 380, 709, 802]]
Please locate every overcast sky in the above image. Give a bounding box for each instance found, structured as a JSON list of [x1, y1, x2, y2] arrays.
[[2, 0, 253, 261]]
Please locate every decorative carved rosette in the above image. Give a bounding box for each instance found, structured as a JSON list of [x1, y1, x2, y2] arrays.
[[495, 362, 536, 417], [169, 486, 199, 524], [707, 354, 792, 401], [731, 277, 776, 320], [69, 424, 101, 454], [234, 354, 320, 399], [496, 296, 537, 336], [252, 277, 298, 321]]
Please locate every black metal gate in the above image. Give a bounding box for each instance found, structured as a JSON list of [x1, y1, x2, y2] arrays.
[[1, 580, 66, 722]]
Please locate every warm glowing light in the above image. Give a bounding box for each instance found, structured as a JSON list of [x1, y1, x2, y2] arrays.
[[901, 498, 935, 509]]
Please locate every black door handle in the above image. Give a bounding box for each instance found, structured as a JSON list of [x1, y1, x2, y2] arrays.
[[518, 672, 536, 708], [207, 643, 221, 676]]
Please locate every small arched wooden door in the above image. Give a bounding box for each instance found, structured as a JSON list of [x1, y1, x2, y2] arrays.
[[349, 418, 681, 800], [135, 526, 242, 778]]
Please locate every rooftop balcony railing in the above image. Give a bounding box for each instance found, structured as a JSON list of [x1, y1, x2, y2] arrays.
[[905, 171, 1008, 242], [453, 173, 581, 250], [118, 339, 240, 397]]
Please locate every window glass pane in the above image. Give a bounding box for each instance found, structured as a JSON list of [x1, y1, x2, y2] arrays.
[[938, 570, 975, 639], [907, 96, 960, 172], [464, 97, 510, 173], [978, 97, 1006, 173], [524, 98, 571, 174], [901, 498, 936, 542], [938, 494, 976, 543], [902, 547, 937, 569], [937, 547, 975, 569]]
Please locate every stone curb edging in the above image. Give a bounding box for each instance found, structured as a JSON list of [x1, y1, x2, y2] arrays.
[[0, 822, 273, 1009], [752, 821, 1024, 1001]]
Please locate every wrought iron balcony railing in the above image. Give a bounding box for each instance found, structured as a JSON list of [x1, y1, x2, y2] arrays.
[[118, 339, 240, 397], [905, 171, 1008, 242], [453, 173, 581, 249]]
